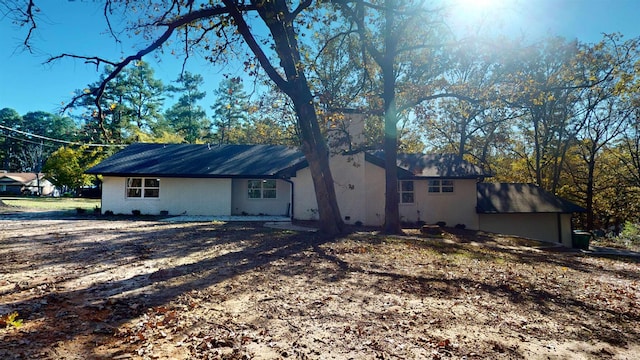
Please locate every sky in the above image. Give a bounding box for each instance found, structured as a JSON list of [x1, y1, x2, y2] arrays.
[[1, 0, 639, 117]]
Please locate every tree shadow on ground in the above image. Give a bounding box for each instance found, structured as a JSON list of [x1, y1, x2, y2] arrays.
[[313, 234, 640, 348], [1, 219, 329, 358], [1, 218, 638, 359]]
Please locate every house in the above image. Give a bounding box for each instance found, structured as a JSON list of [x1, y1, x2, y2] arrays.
[[0, 171, 56, 196], [86, 115, 584, 247]]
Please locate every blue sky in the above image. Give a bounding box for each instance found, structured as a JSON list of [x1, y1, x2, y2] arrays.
[[1, 0, 639, 117]]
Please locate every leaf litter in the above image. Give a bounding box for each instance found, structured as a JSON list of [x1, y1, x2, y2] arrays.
[[0, 216, 638, 359]]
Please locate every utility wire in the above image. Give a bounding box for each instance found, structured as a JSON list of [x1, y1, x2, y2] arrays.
[[0, 124, 126, 148], [0, 133, 60, 148], [0, 133, 115, 154]]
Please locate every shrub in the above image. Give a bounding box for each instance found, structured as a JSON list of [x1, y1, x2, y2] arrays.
[[617, 221, 640, 247], [620, 221, 640, 239]]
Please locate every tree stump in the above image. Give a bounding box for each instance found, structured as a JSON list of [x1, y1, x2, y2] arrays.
[[420, 224, 442, 235]]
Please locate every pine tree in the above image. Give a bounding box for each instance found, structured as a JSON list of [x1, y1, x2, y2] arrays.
[[210, 77, 249, 144], [164, 72, 210, 143]]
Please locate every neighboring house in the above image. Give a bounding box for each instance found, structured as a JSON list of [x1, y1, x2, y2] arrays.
[[0, 171, 56, 196]]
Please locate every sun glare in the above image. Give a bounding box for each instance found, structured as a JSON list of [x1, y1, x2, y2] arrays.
[[456, 0, 501, 12], [448, 0, 516, 37]]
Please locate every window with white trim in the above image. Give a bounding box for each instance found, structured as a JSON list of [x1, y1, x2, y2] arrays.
[[398, 180, 414, 203], [126, 178, 160, 198], [248, 179, 277, 199], [428, 179, 454, 193]]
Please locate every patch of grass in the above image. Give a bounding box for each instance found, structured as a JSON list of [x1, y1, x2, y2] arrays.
[[0, 197, 100, 212]]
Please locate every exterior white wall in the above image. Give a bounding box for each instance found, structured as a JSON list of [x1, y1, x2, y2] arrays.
[[292, 156, 480, 228], [411, 179, 480, 229], [291, 166, 318, 221], [559, 213, 574, 247], [292, 153, 370, 224], [101, 176, 232, 216], [332, 153, 368, 224], [363, 161, 385, 226], [478, 213, 561, 243], [231, 179, 292, 216]]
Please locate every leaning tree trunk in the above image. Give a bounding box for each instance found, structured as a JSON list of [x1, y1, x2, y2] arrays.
[[246, 0, 345, 236], [295, 95, 345, 236]]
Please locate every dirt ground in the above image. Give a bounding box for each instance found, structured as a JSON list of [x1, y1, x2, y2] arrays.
[[0, 209, 639, 359]]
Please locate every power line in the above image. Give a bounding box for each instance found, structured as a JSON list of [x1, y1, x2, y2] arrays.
[[0, 124, 126, 148], [0, 133, 115, 154], [0, 133, 60, 148]]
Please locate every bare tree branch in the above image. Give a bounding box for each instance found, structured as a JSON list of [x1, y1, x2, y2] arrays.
[[222, 0, 291, 94], [46, 53, 119, 70], [17, 0, 38, 52], [103, 0, 121, 44], [290, 0, 313, 21], [56, 5, 238, 139]]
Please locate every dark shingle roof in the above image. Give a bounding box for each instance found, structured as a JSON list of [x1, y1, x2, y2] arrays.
[[86, 143, 307, 178], [368, 152, 489, 178], [87, 143, 490, 180], [477, 183, 586, 214]]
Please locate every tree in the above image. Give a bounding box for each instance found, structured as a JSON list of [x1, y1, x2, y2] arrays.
[[498, 37, 623, 193], [72, 63, 165, 143], [620, 114, 640, 187], [121, 61, 166, 139], [8, 0, 345, 235], [0, 108, 23, 170], [13, 140, 45, 194], [236, 86, 299, 145], [335, 0, 461, 233], [211, 77, 250, 144], [567, 36, 640, 229], [43, 146, 91, 192], [74, 68, 130, 143], [0, 111, 78, 185], [164, 71, 210, 143], [417, 38, 519, 171], [228, 0, 345, 234]]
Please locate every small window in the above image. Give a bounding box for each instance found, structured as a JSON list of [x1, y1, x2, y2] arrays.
[[126, 178, 160, 198], [428, 179, 454, 193], [248, 179, 277, 199], [398, 180, 414, 204]]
